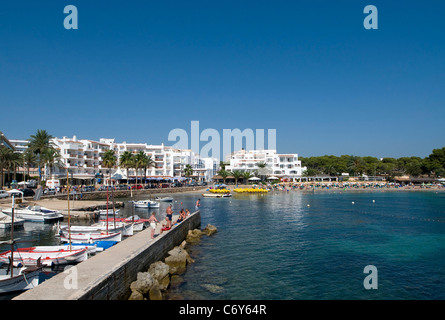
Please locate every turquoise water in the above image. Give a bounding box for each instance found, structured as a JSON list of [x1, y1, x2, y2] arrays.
[[1, 191, 444, 300], [166, 191, 445, 300]]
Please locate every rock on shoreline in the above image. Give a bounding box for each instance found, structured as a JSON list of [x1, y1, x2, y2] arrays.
[[128, 224, 217, 300]]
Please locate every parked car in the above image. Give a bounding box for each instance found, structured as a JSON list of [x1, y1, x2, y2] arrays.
[[20, 188, 35, 197], [115, 184, 129, 190], [98, 185, 114, 191], [131, 185, 143, 190], [0, 190, 10, 199], [43, 188, 56, 195], [82, 186, 96, 192]]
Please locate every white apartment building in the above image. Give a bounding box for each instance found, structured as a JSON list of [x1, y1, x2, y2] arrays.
[[225, 149, 306, 180], [47, 136, 216, 182]]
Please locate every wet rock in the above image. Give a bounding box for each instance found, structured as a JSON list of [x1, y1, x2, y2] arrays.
[[203, 224, 218, 236], [201, 283, 224, 294], [170, 275, 185, 288], [129, 272, 155, 296], [165, 247, 188, 275], [149, 283, 163, 300], [148, 261, 170, 283], [186, 229, 203, 244], [128, 290, 145, 300]]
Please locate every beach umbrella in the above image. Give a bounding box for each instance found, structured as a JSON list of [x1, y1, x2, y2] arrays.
[[267, 176, 279, 180], [248, 177, 261, 181]]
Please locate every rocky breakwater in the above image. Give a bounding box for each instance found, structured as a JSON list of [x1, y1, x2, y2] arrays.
[[129, 224, 217, 300]]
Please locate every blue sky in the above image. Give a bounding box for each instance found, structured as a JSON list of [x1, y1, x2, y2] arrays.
[[1, 0, 444, 159]]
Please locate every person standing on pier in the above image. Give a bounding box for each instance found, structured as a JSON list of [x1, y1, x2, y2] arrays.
[[147, 212, 159, 239], [165, 204, 173, 229]]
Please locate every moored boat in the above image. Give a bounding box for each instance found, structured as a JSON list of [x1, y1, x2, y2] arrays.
[[2, 205, 63, 222], [0, 266, 41, 294], [0, 246, 88, 267], [155, 196, 173, 202], [59, 231, 122, 244]]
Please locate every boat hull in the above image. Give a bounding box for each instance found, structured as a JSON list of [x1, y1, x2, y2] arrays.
[[0, 247, 88, 267], [60, 232, 122, 244], [0, 268, 41, 294]]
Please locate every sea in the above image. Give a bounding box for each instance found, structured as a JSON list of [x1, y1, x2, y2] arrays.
[[1, 190, 444, 300]]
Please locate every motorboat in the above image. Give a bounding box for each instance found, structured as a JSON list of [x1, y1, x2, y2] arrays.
[[0, 246, 88, 267], [154, 196, 173, 202], [96, 209, 120, 218], [2, 205, 63, 222], [0, 211, 25, 229], [131, 200, 159, 208], [202, 193, 232, 198]]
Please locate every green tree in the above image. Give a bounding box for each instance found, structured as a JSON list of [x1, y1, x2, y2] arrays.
[[42, 148, 64, 179], [184, 164, 193, 179], [0, 146, 14, 188], [27, 129, 55, 184], [23, 149, 37, 181], [242, 171, 253, 184], [231, 170, 243, 185], [102, 150, 117, 185], [217, 169, 230, 184], [119, 151, 134, 184]]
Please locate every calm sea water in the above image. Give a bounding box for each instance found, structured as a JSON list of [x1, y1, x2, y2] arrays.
[[2, 190, 444, 300], [167, 190, 445, 300]]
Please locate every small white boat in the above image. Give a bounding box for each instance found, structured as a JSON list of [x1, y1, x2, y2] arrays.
[[96, 209, 120, 218], [59, 220, 133, 236], [131, 200, 159, 208], [0, 246, 88, 267], [2, 205, 63, 222], [102, 215, 147, 231], [202, 193, 232, 198], [60, 231, 122, 244], [0, 211, 25, 229], [155, 196, 173, 202], [0, 266, 41, 294]]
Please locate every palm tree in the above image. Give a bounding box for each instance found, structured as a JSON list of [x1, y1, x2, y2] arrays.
[[0, 146, 14, 188], [134, 151, 148, 187], [242, 171, 253, 184], [27, 130, 55, 184], [184, 164, 193, 178], [142, 155, 156, 182], [119, 151, 134, 184], [102, 150, 117, 184], [217, 169, 230, 184], [42, 148, 64, 180], [8, 151, 22, 183], [231, 170, 243, 186], [23, 149, 37, 181]]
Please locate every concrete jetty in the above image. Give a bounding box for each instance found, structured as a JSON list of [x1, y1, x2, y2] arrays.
[[14, 211, 201, 300]]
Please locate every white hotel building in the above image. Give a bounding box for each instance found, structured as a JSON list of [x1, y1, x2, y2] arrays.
[[225, 149, 306, 180], [49, 136, 218, 182]]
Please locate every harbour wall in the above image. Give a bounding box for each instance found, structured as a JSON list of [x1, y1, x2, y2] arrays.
[[14, 210, 201, 300]]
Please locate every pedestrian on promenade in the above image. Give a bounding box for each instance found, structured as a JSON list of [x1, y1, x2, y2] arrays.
[[147, 212, 159, 239], [166, 204, 173, 228]]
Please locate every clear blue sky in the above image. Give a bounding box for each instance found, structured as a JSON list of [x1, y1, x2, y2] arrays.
[[1, 0, 444, 159]]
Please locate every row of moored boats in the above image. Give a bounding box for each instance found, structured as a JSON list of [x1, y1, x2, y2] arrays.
[[0, 195, 174, 295]]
